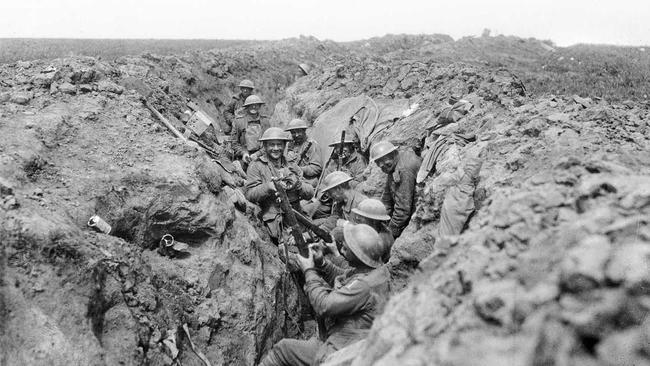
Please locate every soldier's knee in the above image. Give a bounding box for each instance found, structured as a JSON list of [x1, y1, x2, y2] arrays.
[[259, 340, 291, 366]]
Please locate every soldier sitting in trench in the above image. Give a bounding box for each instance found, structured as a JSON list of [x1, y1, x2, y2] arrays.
[[231, 94, 270, 170], [334, 198, 394, 263], [244, 127, 313, 245], [305, 134, 367, 220], [259, 223, 389, 366], [314, 171, 368, 233], [221, 79, 255, 134], [369, 141, 422, 238], [285, 118, 322, 187]]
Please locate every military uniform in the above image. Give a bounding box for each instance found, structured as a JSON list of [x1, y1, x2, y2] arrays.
[[287, 139, 322, 187], [381, 149, 422, 238], [319, 190, 368, 232], [260, 260, 390, 366], [222, 94, 245, 134], [244, 155, 313, 243], [320, 151, 367, 189], [231, 112, 270, 160]]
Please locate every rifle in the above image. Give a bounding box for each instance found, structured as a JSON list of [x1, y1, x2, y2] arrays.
[[297, 141, 313, 166], [272, 177, 309, 257], [292, 208, 333, 243], [272, 175, 328, 341], [336, 130, 346, 170]]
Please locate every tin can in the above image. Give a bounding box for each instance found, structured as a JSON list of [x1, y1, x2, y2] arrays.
[[88, 215, 112, 234]]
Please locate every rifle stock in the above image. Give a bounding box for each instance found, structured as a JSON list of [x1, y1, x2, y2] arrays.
[[336, 130, 346, 170], [272, 178, 309, 257], [292, 209, 333, 243]]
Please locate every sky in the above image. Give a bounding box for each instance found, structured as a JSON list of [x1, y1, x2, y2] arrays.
[[1, 0, 649, 46]]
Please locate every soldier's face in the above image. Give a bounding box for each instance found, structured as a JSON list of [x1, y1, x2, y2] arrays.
[[240, 87, 253, 98], [376, 152, 397, 174], [290, 129, 307, 143], [340, 144, 354, 160], [246, 104, 261, 115], [328, 186, 345, 202], [264, 140, 285, 160]]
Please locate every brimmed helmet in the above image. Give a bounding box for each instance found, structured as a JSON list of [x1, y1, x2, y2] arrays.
[[298, 63, 311, 75], [285, 118, 308, 131], [328, 136, 357, 147], [239, 79, 255, 89], [343, 223, 383, 268], [369, 141, 398, 162], [259, 127, 291, 142], [243, 95, 264, 107], [352, 198, 391, 221], [321, 171, 352, 192]]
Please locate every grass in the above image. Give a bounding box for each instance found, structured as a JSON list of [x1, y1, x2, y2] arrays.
[[0, 38, 255, 63]]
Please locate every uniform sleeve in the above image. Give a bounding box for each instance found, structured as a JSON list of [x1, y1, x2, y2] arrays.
[[230, 121, 245, 158], [349, 157, 367, 187], [244, 163, 273, 203], [381, 177, 394, 218], [304, 270, 370, 318], [300, 143, 323, 179], [388, 168, 417, 237], [318, 259, 346, 284]]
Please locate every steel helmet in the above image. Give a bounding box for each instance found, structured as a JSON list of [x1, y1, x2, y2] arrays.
[[258, 127, 291, 142], [369, 141, 398, 162], [238, 79, 255, 89], [352, 198, 391, 221], [285, 118, 309, 131], [328, 136, 357, 147], [243, 95, 265, 107], [321, 171, 352, 192], [298, 63, 311, 75], [343, 223, 383, 268]]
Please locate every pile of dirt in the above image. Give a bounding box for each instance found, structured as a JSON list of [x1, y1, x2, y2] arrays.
[[1, 34, 649, 366]]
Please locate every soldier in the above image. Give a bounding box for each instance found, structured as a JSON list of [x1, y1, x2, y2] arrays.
[[244, 127, 313, 244], [285, 118, 322, 187], [222, 79, 254, 134], [231, 95, 270, 166], [350, 198, 394, 262], [321, 136, 367, 189], [370, 141, 422, 238], [259, 223, 389, 366], [317, 171, 368, 232]]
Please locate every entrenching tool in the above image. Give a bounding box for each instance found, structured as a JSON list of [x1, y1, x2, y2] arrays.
[[336, 130, 346, 170]]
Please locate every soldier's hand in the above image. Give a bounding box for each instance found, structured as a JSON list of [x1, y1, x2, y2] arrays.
[[242, 153, 251, 163], [296, 249, 315, 272], [336, 219, 348, 228], [309, 243, 325, 267]]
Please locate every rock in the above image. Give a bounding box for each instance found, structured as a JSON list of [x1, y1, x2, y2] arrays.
[[9, 91, 34, 105], [605, 242, 650, 294], [0, 91, 10, 102], [16, 60, 32, 68], [473, 279, 524, 328], [97, 80, 125, 94], [0, 176, 13, 197], [79, 84, 94, 93], [559, 235, 611, 292], [59, 82, 76, 94], [596, 329, 649, 366], [32, 71, 58, 88], [522, 118, 548, 137], [547, 113, 570, 123], [572, 95, 592, 108]]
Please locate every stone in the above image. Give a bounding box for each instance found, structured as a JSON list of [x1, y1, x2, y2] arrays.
[[97, 80, 125, 94], [596, 329, 649, 366], [547, 113, 570, 123], [559, 235, 612, 292], [605, 242, 650, 294], [79, 84, 94, 93], [9, 91, 33, 105], [473, 279, 524, 328], [59, 82, 77, 94], [0, 176, 13, 197], [32, 72, 58, 88], [0, 91, 10, 102], [522, 118, 548, 137]]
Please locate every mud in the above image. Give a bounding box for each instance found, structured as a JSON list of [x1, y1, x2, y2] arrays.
[[1, 35, 649, 366]]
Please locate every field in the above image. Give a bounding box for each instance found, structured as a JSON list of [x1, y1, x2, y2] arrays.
[[0, 38, 255, 63]]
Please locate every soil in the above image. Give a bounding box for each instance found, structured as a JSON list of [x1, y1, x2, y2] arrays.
[[1, 35, 649, 366]]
